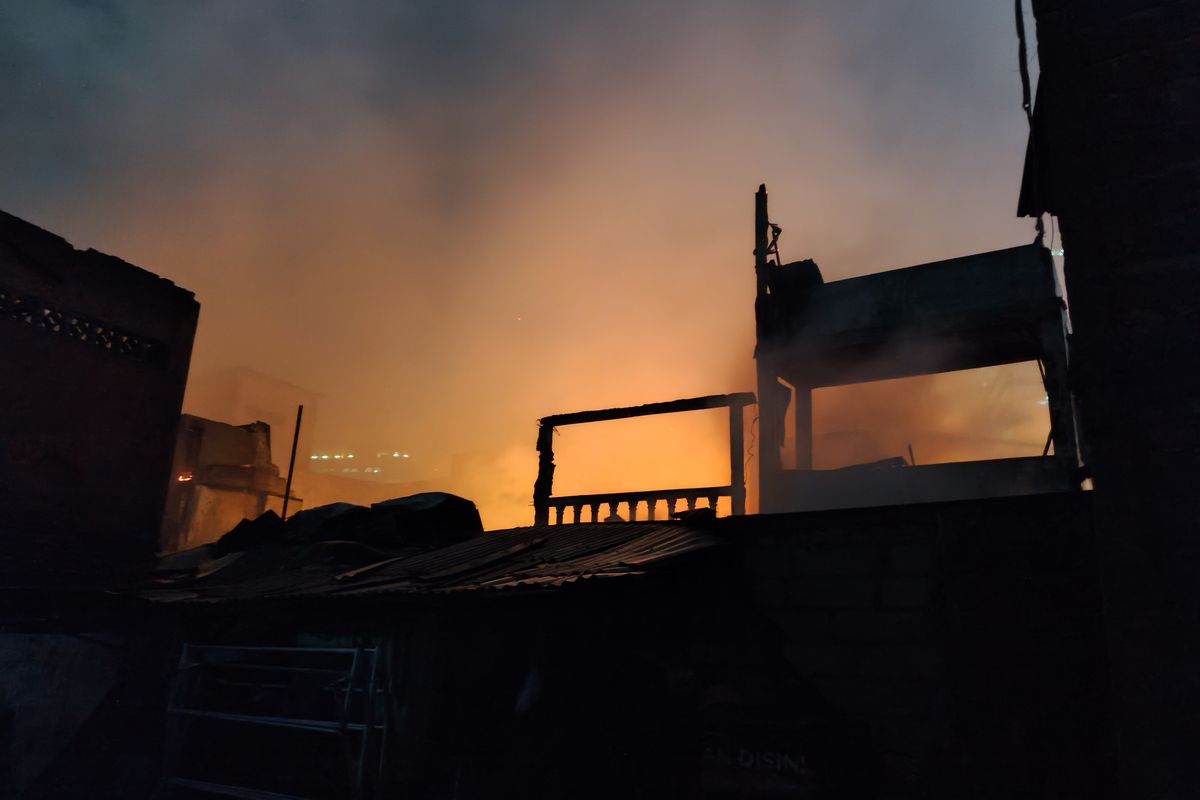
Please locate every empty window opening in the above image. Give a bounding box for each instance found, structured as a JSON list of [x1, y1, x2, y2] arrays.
[[551, 407, 730, 497], [795, 362, 1050, 470]]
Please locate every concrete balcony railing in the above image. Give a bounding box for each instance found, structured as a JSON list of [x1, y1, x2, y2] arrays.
[[532, 392, 756, 527]]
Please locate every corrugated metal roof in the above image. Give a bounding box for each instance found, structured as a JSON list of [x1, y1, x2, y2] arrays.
[[144, 521, 718, 604]]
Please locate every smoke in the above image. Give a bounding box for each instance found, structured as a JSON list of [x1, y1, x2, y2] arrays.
[[2, 1, 1040, 528], [808, 363, 1051, 470]]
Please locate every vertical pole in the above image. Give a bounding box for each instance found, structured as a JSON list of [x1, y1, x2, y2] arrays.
[[533, 421, 555, 526], [754, 184, 770, 299], [793, 384, 813, 470], [729, 402, 746, 515], [281, 404, 303, 520], [1040, 315, 1079, 468], [754, 185, 783, 509]]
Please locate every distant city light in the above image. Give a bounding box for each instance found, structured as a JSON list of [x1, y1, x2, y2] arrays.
[[333, 454, 342, 459], [402, 453, 409, 459], [347, 454, 354, 459], [309, 454, 318, 460], [321, 455, 330, 460], [392, 451, 400, 457], [177, 471, 193, 482]]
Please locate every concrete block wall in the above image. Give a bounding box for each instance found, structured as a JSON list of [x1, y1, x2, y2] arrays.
[[1026, 4, 1200, 796], [735, 492, 1112, 799]]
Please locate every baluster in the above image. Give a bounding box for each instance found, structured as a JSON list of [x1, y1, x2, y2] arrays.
[[589, 503, 600, 523], [686, 495, 697, 511], [627, 499, 638, 521], [555, 506, 564, 525], [667, 497, 678, 518], [607, 500, 619, 521], [707, 494, 719, 512], [647, 499, 657, 521], [573, 504, 582, 524]]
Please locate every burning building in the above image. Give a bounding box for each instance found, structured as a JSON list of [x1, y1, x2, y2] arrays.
[[750, 187, 1080, 513], [3, 2, 1198, 799], [160, 414, 301, 553], [128, 181, 1111, 798]]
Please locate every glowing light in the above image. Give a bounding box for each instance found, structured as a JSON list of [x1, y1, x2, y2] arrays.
[[347, 454, 354, 459], [309, 454, 318, 460], [320, 455, 330, 460], [333, 454, 342, 459], [177, 471, 193, 482], [402, 453, 409, 458], [392, 451, 400, 457]]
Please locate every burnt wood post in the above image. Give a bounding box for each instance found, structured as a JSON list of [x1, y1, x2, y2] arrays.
[[281, 404, 303, 520], [754, 185, 785, 508], [793, 383, 813, 470], [1039, 311, 1079, 468], [728, 402, 746, 515], [533, 421, 555, 526]]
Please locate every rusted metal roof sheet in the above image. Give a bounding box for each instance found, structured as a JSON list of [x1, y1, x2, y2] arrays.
[[144, 521, 718, 604]]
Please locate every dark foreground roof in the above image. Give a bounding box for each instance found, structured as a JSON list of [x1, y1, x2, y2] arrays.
[[145, 520, 718, 604]]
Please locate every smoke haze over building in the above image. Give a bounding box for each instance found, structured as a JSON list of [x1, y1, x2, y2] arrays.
[[1, 1, 1048, 527]]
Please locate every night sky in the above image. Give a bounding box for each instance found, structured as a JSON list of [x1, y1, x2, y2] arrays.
[[1, 2, 1047, 527]]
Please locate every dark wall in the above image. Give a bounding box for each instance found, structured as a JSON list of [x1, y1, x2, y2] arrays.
[[1024, 3, 1200, 797], [0, 210, 198, 587], [737, 493, 1112, 799], [134, 492, 1107, 799]]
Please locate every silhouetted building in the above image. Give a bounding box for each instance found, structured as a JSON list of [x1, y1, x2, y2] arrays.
[[0, 210, 198, 589], [752, 207, 1079, 513], [1020, 2, 1200, 797], [0, 211, 198, 800], [184, 367, 320, 471], [7, 4, 1199, 798], [160, 414, 300, 553]]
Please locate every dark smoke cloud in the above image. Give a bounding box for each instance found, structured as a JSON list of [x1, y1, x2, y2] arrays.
[[1, 1, 1043, 527]]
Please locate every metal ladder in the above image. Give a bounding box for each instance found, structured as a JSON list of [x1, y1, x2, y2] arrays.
[[156, 644, 389, 800]]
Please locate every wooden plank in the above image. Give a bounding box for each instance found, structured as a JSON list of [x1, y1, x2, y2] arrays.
[[539, 392, 756, 428]]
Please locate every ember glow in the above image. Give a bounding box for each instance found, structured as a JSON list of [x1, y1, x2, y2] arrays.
[[4, 2, 1046, 528]]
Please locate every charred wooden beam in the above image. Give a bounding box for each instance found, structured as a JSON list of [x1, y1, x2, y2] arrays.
[[538, 392, 755, 428]]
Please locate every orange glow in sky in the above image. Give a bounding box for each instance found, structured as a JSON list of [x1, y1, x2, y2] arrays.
[[3, 2, 1049, 529]]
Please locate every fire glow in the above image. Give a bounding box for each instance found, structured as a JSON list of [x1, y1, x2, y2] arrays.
[[16, 4, 1042, 529]]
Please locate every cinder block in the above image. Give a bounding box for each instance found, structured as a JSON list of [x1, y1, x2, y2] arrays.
[[880, 753, 923, 789], [751, 578, 787, 608], [858, 645, 946, 680], [793, 546, 883, 577], [887, 543, 932, 574], [783, 643, 858, 677], [871, 716, 943, 756], [831, 611, 935, 644], [880, 577, 933, 608], [770, 610, 831, 642], [811, 676, 936, 717], [744, 544, 792, 578], [787, 578, 875, 610]]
